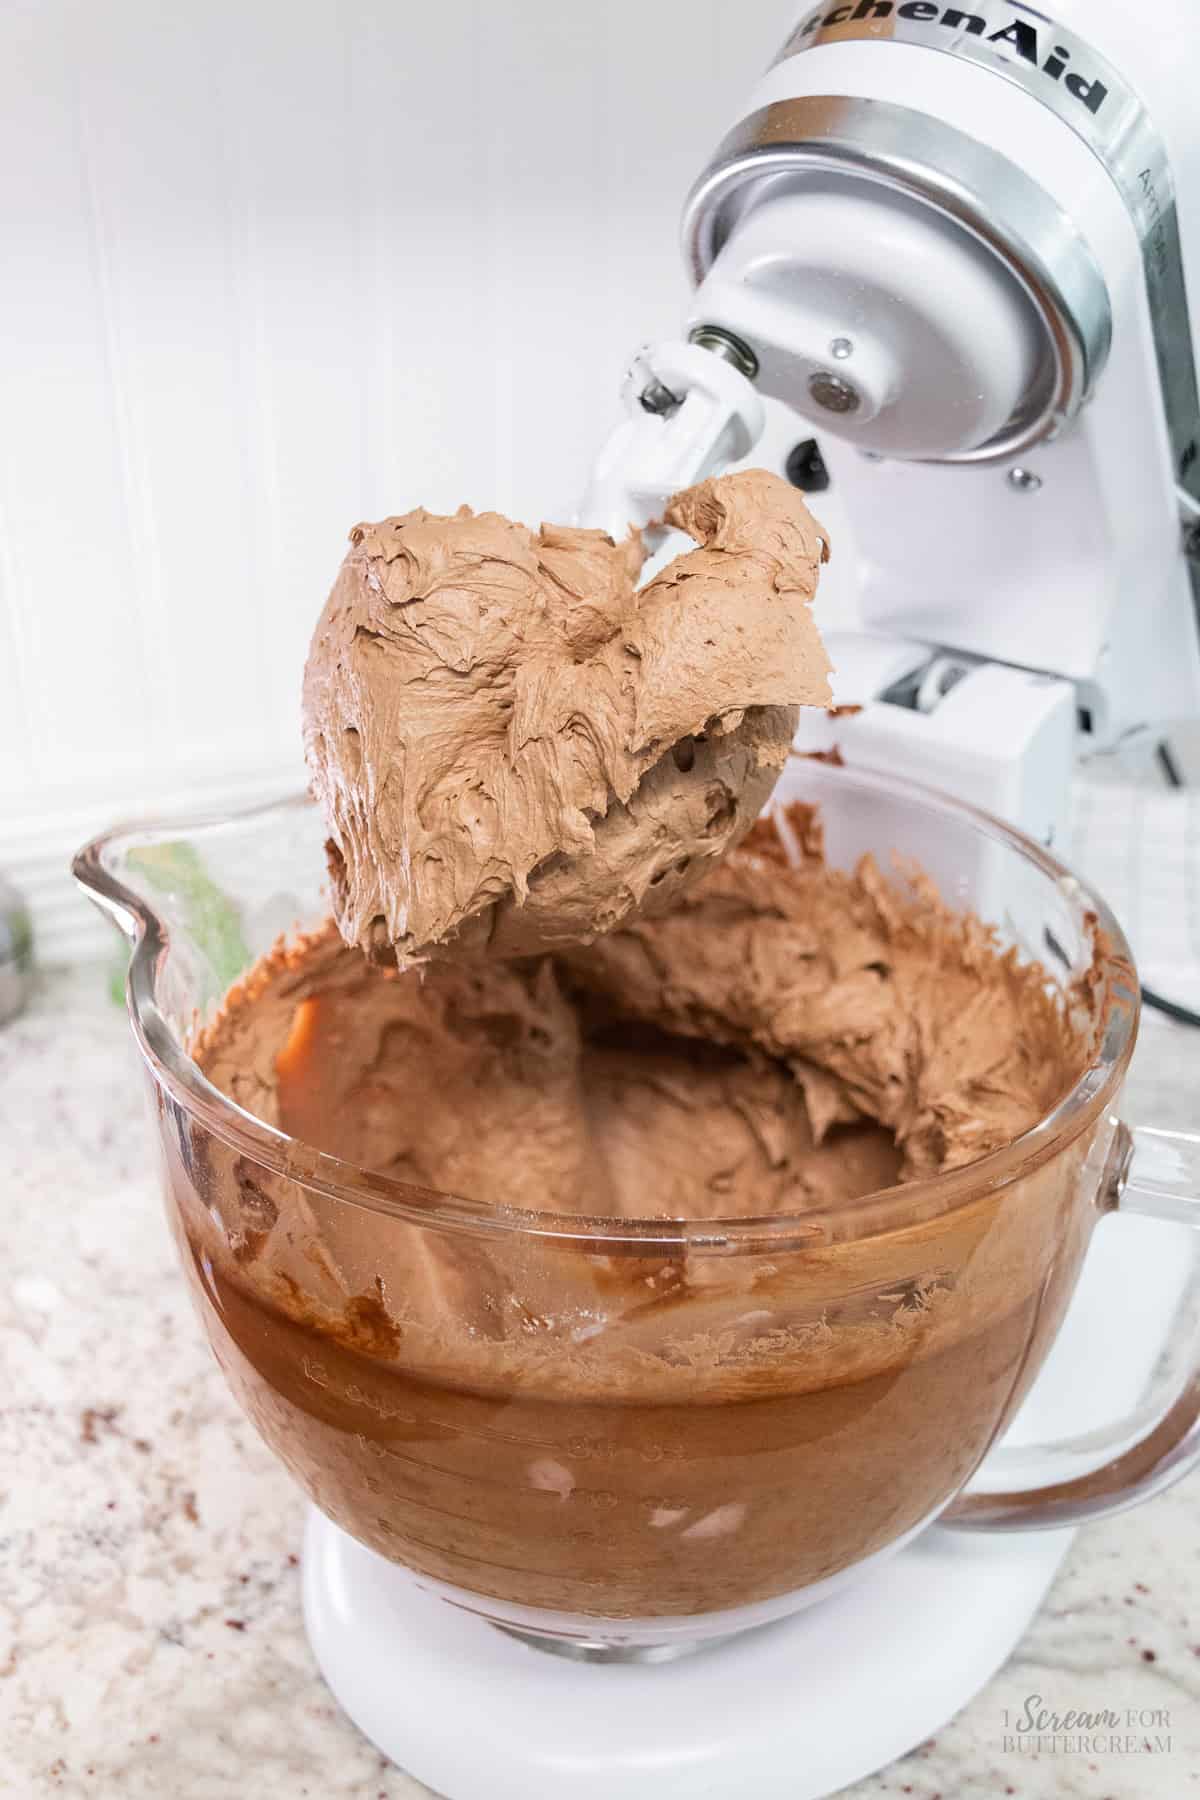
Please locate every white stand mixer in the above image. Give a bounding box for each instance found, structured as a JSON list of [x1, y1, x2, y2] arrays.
[[583, 0, 1200, 848], [304, 3, 1200, 1790]]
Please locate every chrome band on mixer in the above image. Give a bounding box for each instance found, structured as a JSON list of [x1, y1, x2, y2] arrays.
[[683, 96, 1110, 464]]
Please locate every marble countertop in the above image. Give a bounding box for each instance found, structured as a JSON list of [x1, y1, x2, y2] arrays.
[[2, 963, 1198, 1800]]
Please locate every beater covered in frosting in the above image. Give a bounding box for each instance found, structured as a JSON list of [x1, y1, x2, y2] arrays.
[[302, 469, 831, 966]]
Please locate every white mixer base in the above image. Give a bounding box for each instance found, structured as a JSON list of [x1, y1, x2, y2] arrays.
[[302, 1505, 1071, 1799]]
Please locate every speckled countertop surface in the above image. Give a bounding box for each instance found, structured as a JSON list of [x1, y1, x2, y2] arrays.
[[2, 963, 1198, 1799]]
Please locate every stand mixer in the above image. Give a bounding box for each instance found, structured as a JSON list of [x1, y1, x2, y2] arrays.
[[582, 0, 1200, 847], [75, 4, 1200, 1796], [297, 4, 1200, 1790]]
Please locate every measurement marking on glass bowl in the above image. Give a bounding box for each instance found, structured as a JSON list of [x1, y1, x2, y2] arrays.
[[379, 1491, 500, 1531], [304, 1363, 570, 1452], [356, 1433, 630, 1504], [306, 1365, 690, 1463], [381, 1488, 623, 1530], [395, 1536, 611, 1587]]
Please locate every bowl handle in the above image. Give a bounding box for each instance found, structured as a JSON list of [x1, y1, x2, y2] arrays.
[[942, 1123, 1200, 1530]]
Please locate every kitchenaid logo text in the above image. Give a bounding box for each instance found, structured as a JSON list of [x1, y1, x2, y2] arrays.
[[786, 3, 1109, 116]]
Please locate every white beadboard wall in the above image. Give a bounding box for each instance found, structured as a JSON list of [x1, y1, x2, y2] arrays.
[[1, 0, 821, 961]]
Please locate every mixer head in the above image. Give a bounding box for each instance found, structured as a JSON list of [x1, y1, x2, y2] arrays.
[[580, 0, 1200, 843]]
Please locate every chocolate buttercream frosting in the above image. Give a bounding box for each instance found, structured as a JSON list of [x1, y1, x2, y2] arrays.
[[197, 808, 1089, 1226], [561, 806, 1087, 1179], [302, 469, 831, 967]]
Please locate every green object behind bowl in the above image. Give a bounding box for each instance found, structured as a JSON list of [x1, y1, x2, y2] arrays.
[[107, 841, 250, 1006]]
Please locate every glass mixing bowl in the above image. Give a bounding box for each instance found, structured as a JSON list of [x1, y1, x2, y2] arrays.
[[75, 758, 1200, 1654]]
